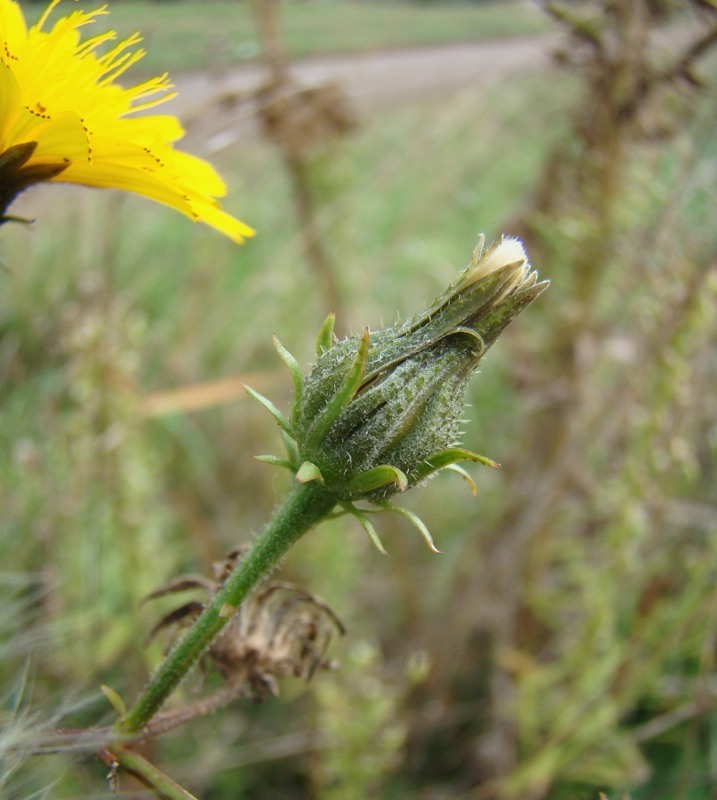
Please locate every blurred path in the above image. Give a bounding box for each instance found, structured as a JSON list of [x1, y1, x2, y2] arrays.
[[171, 37, 554, 152]]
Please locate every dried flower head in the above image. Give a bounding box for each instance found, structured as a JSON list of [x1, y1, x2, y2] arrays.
[[145, 548, 345, 699], [0, 0, 253, 241], [249, 236, 548, 553]]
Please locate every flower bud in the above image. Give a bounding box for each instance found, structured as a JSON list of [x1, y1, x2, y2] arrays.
[[297, 236, 546, 496], [250, 236, 548, 552]]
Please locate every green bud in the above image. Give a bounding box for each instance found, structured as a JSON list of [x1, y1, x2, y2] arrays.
[[248, 236, 548, 551], [288, 236, 548, 502]]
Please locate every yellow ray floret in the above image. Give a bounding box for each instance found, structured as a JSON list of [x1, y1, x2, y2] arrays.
[[0, 0, 254, 242]]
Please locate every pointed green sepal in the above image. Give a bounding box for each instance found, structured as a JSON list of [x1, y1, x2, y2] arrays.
[[101, 684, 127, 720], [316, 312, 336, 355], [307, 327, 370, 448], [443, 463, 478, 496], [254, 454, 296, 471], [341, 502, 389, 555], [0, 141, 37, 172], [141, 575, 214, 603], [346, 464, 408, 496], [244, 384, 293, 436], [450, 326, 487, 356], [379, 501, 441, 553], [296, 460, 325, 484], [411, 447, 499, 484], [281, 430, 300, 467], [0, 215, 33, 226], [273, 334, 303, 412]]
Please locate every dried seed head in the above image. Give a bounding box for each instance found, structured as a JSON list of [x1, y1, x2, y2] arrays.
[[211, 581, 345, 697], [146, 552, 345, 699]]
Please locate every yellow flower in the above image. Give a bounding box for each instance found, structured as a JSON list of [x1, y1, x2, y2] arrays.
[[0, 0, 254, 242]]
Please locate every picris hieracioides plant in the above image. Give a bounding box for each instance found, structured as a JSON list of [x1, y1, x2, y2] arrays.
[[116, 235, 547, 739], [247, 235, 548, 554]]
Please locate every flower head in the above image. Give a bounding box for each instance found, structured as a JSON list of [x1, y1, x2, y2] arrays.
[[0, 0, 254, 242], [249, 236, 548, 553], [146, 547, 345, 698]]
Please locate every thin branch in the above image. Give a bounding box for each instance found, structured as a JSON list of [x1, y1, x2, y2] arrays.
[[24, 683, 249, 755], [99, 745, 199, 800], [143, 683, 248, 738], [669, 22, 717, 77], [540, 1, 605, 52], [628, 23, 717, 113]]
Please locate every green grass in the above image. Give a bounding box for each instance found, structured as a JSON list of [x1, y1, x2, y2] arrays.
[[21, 0, 552, 74]]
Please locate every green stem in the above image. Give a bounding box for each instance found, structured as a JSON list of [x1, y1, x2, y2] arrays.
[[117, 481, 336, 736], [108, 744, 199, 800]]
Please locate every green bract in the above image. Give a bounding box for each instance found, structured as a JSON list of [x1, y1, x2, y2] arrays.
[[249, 236, 548, 553]]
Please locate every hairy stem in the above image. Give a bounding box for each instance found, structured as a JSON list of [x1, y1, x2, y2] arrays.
[[117, 481, 336, 736], [101, 744, 199, 800]]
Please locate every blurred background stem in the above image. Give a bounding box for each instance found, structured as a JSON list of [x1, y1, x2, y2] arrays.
[[251, 0, 345, 320]]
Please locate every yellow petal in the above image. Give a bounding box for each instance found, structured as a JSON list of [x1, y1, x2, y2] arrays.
[[0, 0, 253, 241], [0, 0, 28, 56], [25, 111, 90, 163], [0, 61, 23, 143], [57, 159, 255, 243]]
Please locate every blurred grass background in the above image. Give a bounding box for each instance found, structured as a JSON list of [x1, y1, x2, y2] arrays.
[[81, 0, 550, 72], [2, 1, 717, 799]]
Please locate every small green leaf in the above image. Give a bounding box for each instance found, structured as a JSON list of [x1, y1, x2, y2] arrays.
[[101, 684, 126, 720], [254, 454, 295, 471], [346, 464, 408, 496], [342, 502, 389, 555], [380, 502, 440, 553], [273, 334, 303, 416], [296, 461, 324, 484], [244, 384, 292, 435], [306, 328, 370, 448], [316, 312, 336, 355]]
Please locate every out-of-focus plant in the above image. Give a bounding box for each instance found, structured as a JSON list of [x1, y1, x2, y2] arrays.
[[55, 279, 173, 673], [0, 0, 251, 795], [251, 0, 358, 320], [311, 642, 429, 800], [399, 3, 717, 799]]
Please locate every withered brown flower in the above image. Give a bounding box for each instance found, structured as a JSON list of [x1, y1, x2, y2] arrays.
[[145, 547, 345, 699]]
